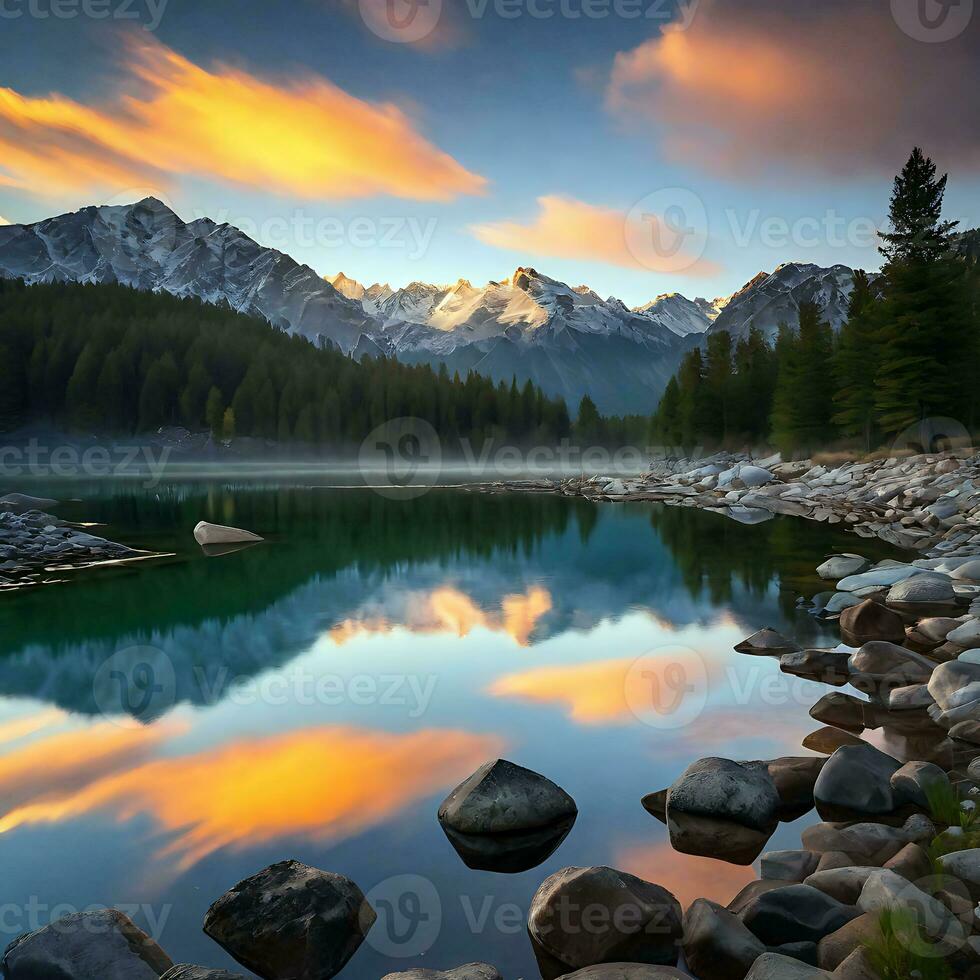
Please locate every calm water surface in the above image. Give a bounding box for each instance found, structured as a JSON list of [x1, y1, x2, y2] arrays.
[[0, 481, 904, 977]]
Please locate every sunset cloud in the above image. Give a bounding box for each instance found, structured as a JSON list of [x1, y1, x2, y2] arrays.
[[472, 195, 720, 276], [606, 0, 980, 177], [0, 38, 486, 202], [0, 724, 502, 871]]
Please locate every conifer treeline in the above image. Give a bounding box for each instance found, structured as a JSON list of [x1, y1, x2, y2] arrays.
[[0, 280, 594, 446], [653, 149, 980, 452]]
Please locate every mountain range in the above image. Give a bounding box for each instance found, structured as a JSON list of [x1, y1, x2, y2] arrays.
[[0, 198, 869, 414]]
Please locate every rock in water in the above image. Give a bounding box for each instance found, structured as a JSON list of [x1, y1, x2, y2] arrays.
[[734, 629, 801, 658], [813, 744, 902, 820], [527, 866, 682, 979], [162, 969, 246, 980], [0, 493, 60, 513], [193, 522, 264, 546], [380, 967, 502, 980], [838, 600, 906, 645], [203, 860, 375, 980], [817, 555, 870, 581], [666, 758, 780, 865], [437, 759, 577, 872], [887, 574, 957, 606], [2, 909, 173, 980]]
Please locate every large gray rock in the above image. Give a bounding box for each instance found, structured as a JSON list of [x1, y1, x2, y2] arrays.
[[948, 618, 980, 647], [803, 867, 878, 905], [666, 758, 780, 865], [800, 822, 907, 866], [889, 760, 950, 809], [928, 659, 980, 723], [817, 556, 870, 581], [193, 521, 264, 546], [380, 966, 501, 980], [203, 860, 375, 980], [937, 849, 980, 901], [2, 909, 173, 980], [952, 560, 980, 583], [161, 970, 245, 980], [780, 650, 850, 687], [887, 573, 956, 606], [812, 745, 902, 819], [527, 866, 682, 980], [917, 617, 965, 642], [761, 850, 820, 883], [744, 953, 831, 978], [739, 885, 858, 946], [682, 898, 765, 980], [437, 759, 577, 872], [858, 869, 967, 948], [837, 566, 920, 592], [0, 493, 59, 513]]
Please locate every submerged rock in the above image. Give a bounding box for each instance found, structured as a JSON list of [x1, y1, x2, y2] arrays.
[[2, 909, 173, 980], [527, 866, 682, 979], [193, 521, 264, 546], [203, 860, 374, 980], [735, 629, 801, 658], [437, 759, 577, 873]]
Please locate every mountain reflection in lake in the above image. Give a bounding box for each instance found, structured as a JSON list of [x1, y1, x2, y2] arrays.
[[0, 484, 904, 978]]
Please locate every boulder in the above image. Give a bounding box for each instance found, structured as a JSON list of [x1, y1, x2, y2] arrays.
[[917, 617, 965, 643], [727, 880, 798, 916], [527, 866, 682, 980], [952, 560, 980, 582], [162, 970, 245, 980], [889, 760, 950, 809], [780, 651, 850, 687], [928, 659, 980, 724], [816, 913, 879, 972], [380, 967, 501, 980], [437, 759, 577, 872], [937, 849, 980, 901], [803, 868, 878, 905], [666, 758, 780, 865], [761, 850, 820, 883], [837, 566, 920, 592], [858, 869, 967, 947], [0, 493, 59, 513], [829, 947, 879, 980], [801, 728, 866, 755], [2, 909, 173, 980], [838, 600, 906, 645], [882, 842, 932, 882], [640, 789, 668, 823], [948, 719, 980, 744], [817, 556, 870, 581], [766, 757, 826, 820], [948, 618, 980, 647], [193, 522, 264, 546], [808, 694, 875, 734], [682, 898, 765, 980], [887, 573, 957, 606], [800, 822, 907, 866], [735, 629, 801, 658], [203, 860, 375, 980], [848, 641, 935, 681], [813, 852, 857, 874], [813, 745, 902, 819], [739, 884, 858, 945], [887, 684, 934, 711], [744, 953, 831, 978]]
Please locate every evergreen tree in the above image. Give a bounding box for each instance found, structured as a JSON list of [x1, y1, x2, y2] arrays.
[[222, 406, 236, 442], [205, 386, 224, 437], [833, 271, 880, 449], [575, 395, 602, 444], [703, 332, 733, 442]]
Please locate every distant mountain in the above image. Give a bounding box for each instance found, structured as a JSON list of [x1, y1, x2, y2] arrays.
[[334, 267, 709, 414], [0, 198, 376, 351], [708, 262, 861, 343]]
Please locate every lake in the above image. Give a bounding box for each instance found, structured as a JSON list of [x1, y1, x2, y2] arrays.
[[0, 479, 904, 978]]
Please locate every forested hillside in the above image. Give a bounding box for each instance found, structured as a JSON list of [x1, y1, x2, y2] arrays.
[[653, 150, 980, 452]]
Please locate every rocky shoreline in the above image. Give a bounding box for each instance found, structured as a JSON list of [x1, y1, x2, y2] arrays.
[[475, 450, 980, 558], [0, 493, 156, 590]]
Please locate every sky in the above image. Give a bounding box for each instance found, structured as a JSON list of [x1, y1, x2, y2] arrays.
[[1, 0, 978, 307]]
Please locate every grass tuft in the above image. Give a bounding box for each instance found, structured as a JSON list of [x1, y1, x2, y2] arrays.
[[863, 908, 951, 980]]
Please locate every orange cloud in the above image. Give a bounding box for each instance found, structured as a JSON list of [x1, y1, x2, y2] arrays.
[[472, 195, 720, 277], [0, 725, 502, 871], [0, 38, 486, 202], [0, 708, 66, 745], [606, 0, 980, 177], [617, 840, 756, 910], [330, 585, 552, 647]]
